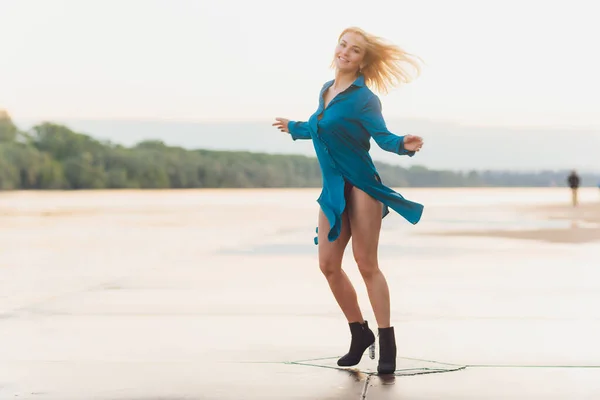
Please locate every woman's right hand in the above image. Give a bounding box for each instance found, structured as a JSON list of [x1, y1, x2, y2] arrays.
[[272, 117, 290, 133], [403, 134, 424, 152]]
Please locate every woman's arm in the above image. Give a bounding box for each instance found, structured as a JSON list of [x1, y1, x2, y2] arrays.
[[273, 118, 312, 140], [288, 121, 312, 140], [359, 95, 416, 156]]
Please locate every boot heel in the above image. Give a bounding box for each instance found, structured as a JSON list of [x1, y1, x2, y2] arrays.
[[369, 342, 376, 360]]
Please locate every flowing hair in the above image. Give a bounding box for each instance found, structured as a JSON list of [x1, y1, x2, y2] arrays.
[[333, 27, 423, 94]]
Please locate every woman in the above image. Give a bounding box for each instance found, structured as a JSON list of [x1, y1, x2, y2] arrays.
[[272, 27, 424, 375]]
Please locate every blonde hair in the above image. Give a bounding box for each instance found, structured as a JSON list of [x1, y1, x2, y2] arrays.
[[333, 27, 423, 94]]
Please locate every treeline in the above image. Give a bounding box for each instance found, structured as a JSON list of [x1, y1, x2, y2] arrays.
[[0, 111, 598, 190]]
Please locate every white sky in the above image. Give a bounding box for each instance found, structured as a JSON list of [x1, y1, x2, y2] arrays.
[[1, 0, 599, 127]]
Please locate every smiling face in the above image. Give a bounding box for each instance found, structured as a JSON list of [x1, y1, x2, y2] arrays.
[[334, 31, 367, 74]]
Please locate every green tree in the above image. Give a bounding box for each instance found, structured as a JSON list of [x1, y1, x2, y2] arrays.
[[1, 110, 599, 190], [0, 110, 18, 142], [63, 152, 107, 189]]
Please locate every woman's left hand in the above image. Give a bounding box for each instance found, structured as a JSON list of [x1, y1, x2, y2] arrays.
[[403, 135, 424, 152], [272, 118, 290, 133]]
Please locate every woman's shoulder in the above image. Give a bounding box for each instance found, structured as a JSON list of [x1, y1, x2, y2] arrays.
[[359, 86, 377, 99], [355, 85, 379, 108]]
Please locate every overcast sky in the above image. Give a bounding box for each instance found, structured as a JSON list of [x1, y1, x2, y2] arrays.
[[1, 0, 599, 127]]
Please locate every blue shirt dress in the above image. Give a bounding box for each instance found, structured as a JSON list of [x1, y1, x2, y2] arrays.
[[288, 75, 424, 244]]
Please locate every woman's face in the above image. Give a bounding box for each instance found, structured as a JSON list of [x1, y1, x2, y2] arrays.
[[334, 32, 367, 73]]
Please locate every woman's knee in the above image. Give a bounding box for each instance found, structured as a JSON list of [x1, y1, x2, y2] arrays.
[[354, 253, 379, 279], [319, 257, 342, 278]]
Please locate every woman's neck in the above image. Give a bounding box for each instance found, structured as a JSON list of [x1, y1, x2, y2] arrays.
[[333, 70, 359, 91]]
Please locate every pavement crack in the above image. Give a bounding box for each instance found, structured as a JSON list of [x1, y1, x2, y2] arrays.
[[360, 374, 371, 399]]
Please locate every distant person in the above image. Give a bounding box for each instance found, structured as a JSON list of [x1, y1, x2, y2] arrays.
[[567, 170, 580, 207], [272, 27, 424, 375]]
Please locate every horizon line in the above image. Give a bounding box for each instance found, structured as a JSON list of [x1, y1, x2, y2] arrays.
[[9, 114, 600, 132]]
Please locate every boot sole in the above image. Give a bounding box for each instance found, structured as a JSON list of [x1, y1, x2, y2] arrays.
[[337, 339, 376, 367]]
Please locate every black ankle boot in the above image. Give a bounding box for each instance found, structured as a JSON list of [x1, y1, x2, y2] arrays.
[[377, 326, 397, 375], [337, 320, 376, 367]]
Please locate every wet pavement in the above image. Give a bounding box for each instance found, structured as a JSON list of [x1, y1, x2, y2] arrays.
[[1, 189, 600, 399]]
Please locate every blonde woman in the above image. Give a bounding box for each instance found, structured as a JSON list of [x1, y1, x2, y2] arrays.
[[273, 27, 424, 375]]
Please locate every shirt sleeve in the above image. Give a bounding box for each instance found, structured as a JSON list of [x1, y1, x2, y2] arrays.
[[359, 95, 415, 157], [287, 121, 312, 140]]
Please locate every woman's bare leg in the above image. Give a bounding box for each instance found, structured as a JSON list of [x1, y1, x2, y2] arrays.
[[347, 188, 390, 328], [318, 208, 363, 323]]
